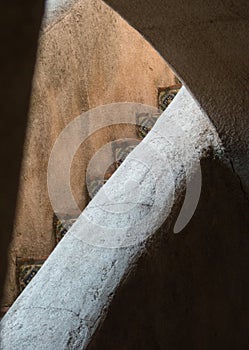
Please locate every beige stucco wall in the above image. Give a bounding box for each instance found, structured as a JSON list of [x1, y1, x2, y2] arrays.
[[2, 0, 176, 306]]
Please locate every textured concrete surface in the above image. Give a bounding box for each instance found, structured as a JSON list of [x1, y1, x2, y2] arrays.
[[0, 1, 45, 302], [0, 88, 222, 349], [2, 0, 176, 306], [104, 0, 249, 197]]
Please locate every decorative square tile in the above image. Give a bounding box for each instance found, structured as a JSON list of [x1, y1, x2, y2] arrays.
[[136, 112, 161, 139], [104, 162, 118, 181], [87, 164, 116, 199], [158, 84, 182, 111], [112, 139, 140, 165], [87, 178, 106, 199], [53, 215, 77, 244], [17, 258, 47, 292], [87, 139, 140, 199]]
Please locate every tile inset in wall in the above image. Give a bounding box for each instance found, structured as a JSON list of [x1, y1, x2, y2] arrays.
[[158, 84, 182, 111], [136, 112, 161, 139], [17, 258, 47, 293], [112, 139, 140, 165], [87, 179, 106, 199], [87, 139, 140, 199], [53, 216, 77, 244]]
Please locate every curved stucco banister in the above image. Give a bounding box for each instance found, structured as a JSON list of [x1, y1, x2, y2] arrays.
[[0, 87, 222, 349]]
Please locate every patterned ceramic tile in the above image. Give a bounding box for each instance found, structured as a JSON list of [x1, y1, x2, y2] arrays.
[[86, 106, 167, 199], [17, 258, 46, 292], [136, 112, 161, 139], [53, 215, 77, 244], [158, 84, 182, 111], [104, 162, 118, 181], [87, 178, 106, 199], [112, 139, 140, 165], [87, 139, 140, 199]]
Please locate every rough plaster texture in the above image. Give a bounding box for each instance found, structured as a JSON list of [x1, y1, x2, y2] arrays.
[[103, 0, 249, 197], [0, 88, 223, 349], [0, 1, 45, 301], [2, 0, 176, 306]]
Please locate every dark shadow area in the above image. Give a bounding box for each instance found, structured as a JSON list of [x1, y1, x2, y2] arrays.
[[0, 1, 45, 301], [88, 157, 249, 349], [103, 0, 249, 197]]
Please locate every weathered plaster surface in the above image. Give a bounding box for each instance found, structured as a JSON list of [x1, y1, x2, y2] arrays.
[[2, 0, 176, 306], [0, 88, 222, 349]]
